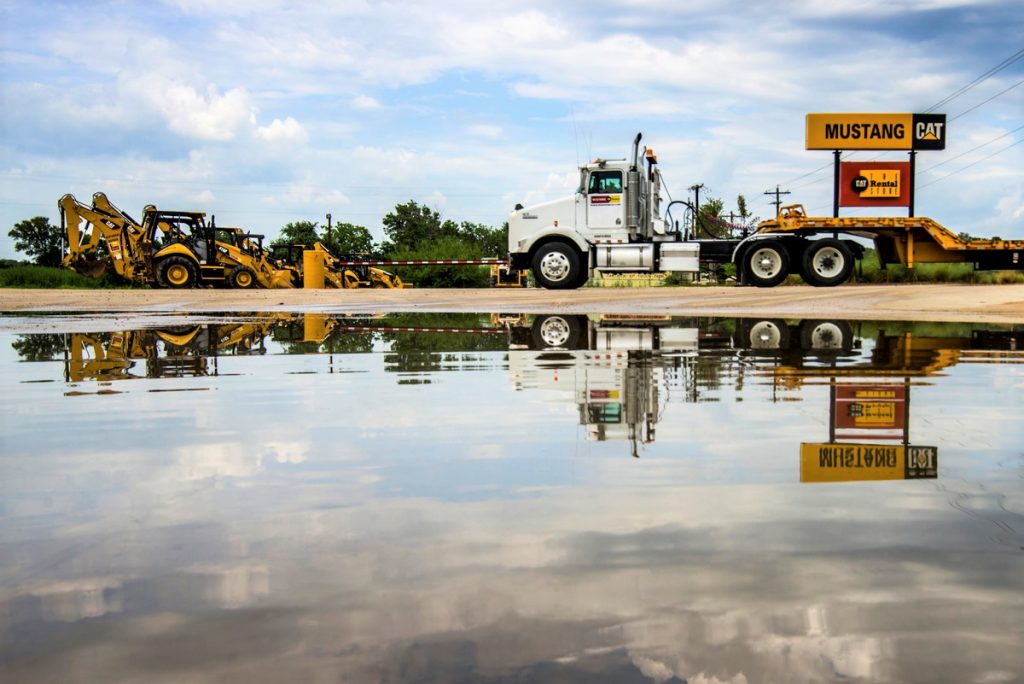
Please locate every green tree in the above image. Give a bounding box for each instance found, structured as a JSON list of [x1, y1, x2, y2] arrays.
[[381, 200, 461, 254], [388, 235, 490, 287], [11, 333, 66, 361], [696, 197, 730, 238], [322, 222, 376, 256], [271, 220, 320, 250], [9, 216, 63, 267], [271, 219, 379, 257], [458, 220, 508, 257]]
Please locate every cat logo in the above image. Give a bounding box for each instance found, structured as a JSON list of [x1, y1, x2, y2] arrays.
[[911, 113, 946, 150]]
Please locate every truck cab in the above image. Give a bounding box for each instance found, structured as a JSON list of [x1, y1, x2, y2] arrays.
[[508, 134, 697, 288]]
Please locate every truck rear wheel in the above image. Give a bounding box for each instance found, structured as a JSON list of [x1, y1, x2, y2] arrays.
[[157, 256, 198, 289], [739, 319, 790, 350], [802, 239, 853, 287], [743, 241, 789, 287], [799, 319, 853, 351], [532, 241, 583, 289]]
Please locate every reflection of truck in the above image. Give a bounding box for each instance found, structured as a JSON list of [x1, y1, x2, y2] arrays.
[[61, 192, 296, 289], [509, 314, 1022, 456], [508, 133, 1024, 288]]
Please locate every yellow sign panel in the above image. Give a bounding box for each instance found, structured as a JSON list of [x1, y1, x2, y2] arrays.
[[858, 169, 902, 198], [806, 113, 913, 150], [800, 443, 938, 483]]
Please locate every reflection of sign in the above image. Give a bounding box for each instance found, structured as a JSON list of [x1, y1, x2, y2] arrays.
[[800, 443, 938, 482], [806, 113, 946, 150], [590, 194, 621, 205], [834, 384, 906, 430], [840, 162, 911, 207]]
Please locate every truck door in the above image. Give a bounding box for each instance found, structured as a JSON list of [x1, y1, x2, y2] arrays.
[[586, 170, 625, 231]]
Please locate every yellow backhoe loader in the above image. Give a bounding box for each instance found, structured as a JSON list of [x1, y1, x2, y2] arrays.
[[61, 192, 295, 289]]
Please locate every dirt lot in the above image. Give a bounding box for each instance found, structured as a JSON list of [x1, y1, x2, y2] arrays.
[[1, 283, 1024, 324]]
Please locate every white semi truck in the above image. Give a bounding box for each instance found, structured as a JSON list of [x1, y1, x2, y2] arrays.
[[507, 133, 1024, 288]]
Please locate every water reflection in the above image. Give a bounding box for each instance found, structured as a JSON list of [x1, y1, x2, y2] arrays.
[[1, 313, 1022, 683]]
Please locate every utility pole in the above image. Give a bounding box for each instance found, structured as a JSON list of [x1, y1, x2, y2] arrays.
[[325, 213, 332, 242], [689, 183, 704, 236], [764, 185, 791, 217]]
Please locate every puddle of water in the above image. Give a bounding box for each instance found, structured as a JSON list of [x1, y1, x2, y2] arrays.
[[1, 313, 1022, 683]]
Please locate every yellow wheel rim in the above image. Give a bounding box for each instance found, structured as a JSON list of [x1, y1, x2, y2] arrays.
[[237, 272, 253, 287], [167, 265, 189, 285]]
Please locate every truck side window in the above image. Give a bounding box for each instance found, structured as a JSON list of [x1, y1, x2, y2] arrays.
[[588, 171, 622, 194]]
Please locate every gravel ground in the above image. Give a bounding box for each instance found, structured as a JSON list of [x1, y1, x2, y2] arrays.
[[1, 283, 1023, 326]]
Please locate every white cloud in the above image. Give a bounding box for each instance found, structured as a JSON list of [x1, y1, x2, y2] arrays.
[[255, 116, 309, 144], [352, 95, 383, 110], [130, 78, 257, 141]]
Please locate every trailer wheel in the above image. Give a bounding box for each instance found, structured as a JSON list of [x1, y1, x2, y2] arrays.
[[802, 239, 853, 287], [740, 319, 790, 350], [743, 241, 789, 287], [531, 314, 584, 349], [799, 319, 853, 351], [532, 241, 583, 289], [229, 266, 257, 289], [157, 256, 198, 289]]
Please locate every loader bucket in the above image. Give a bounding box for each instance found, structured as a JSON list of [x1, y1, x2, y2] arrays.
[[67, 255, 108, 279]]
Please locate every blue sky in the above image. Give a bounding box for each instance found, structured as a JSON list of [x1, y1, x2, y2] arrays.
[[1, 0, 1022, 258]]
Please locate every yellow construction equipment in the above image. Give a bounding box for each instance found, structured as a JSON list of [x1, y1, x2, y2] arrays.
[[61, 192, 296, 289], [284, 242, 409, 289]]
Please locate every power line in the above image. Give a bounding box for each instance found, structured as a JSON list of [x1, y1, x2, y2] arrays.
[[919, 124, 1024, 173], [926, 47, 1024, 112], [917, 137, 1024, 190], [950, 78, 1024, 121]]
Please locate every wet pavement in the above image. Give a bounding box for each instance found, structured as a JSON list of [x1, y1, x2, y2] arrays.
[[1, 313, 1022, 683]]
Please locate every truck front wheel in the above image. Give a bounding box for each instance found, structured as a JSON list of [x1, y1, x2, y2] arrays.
[[802, 239, 853, 287], [532, 241, 583, 289], [743, 241, 789, 287]]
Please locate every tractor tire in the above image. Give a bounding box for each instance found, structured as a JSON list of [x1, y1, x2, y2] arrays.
[[532, 241, 583, 289], [802, 239, 853, 287], [229, 266, 258, 289], [743, 241, 790, 287], [156, 256, 199, 289]]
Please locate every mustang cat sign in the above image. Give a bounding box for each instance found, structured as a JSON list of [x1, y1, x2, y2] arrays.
[[806, 113, 946, 151]]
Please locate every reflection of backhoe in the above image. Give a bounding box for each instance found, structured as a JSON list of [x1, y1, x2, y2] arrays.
[[64, 315, 298, 384], [61, 192, 295, 289]]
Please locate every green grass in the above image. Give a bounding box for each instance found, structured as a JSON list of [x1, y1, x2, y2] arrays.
[[849, 249, 1024, 285], [0, 264, 138, 288]]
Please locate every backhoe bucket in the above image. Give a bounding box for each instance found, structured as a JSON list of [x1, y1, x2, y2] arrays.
[[66, 255, 108, 279]]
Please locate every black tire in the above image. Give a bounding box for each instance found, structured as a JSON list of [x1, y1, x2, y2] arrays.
[[799, 319, 853, 351], [530, 314, 585, 349], [801, 239, 853, 287], [229, 266, 258, 289], [156, 255, 198, 289], [532, 241, 583, 289], [738, 318, 790, 350], [743, 240, 790, 287]]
